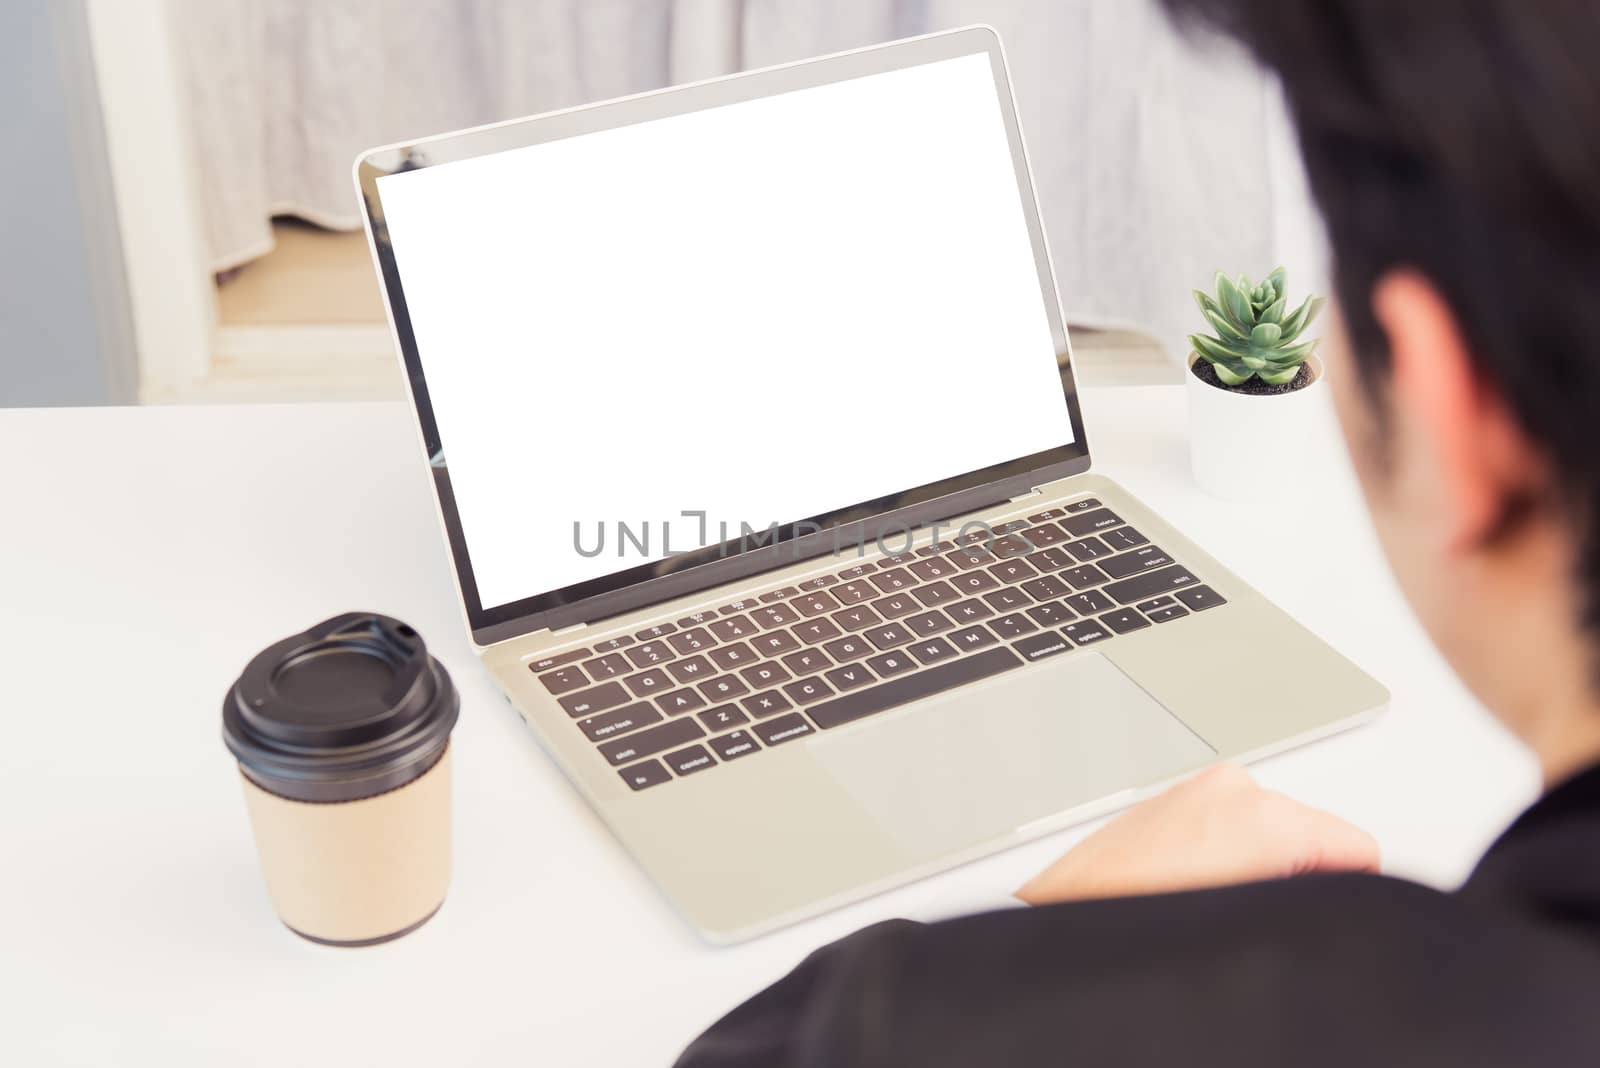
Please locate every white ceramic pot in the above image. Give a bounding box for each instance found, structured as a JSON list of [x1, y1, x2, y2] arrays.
[[1186, 352, 1327, 500]]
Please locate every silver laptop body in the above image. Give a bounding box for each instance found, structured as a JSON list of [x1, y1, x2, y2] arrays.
[[356, 26, 1387, 943]]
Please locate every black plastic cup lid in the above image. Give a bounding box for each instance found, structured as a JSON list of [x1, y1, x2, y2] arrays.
[[223, 613, 459, 803]]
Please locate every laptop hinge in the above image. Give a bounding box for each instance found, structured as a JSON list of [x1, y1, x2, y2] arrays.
[[1009, 487, 1043, 504]]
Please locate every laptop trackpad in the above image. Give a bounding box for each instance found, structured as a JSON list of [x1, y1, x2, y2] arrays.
[[812, 653, 1215, 857]]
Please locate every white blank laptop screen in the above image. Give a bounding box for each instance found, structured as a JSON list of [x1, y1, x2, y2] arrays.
[[378, 52, 1071, 612]]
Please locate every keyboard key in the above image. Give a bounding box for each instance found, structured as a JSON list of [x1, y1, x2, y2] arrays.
[[990, 613, 1039, 640], [699, 704, 749, 731], [1102, 526, 1149, 551], [797, 574, 839, 591], [866, 649, 917, 678], [759, 586, 799, 603], [1065, 590, 1115, 615], [824, 635, 874, 662], [623, 669, 673, 697], [750, 603, 801, 629], [1027, 508, 1064, 523], [947, 546, 996, 570], [949, 624, 999, 651], [739, 661, 791, 689], [906, 609, 954, 637], [1065, 497, 1103, 513], [835, 580, 879, 605], [1101, 608, 1152, 634], [909, 637, 959, 665], [951, 569, 1000, 595], [782, 648, 831, 675], [1027, 601, 1076, 627], [1026, 547, 1075, 573], [634, 623, 677, 641], [625, 641, 675, 669], [985, 587, 1032, 612], [719, 599, 760, 616], [618, 760, 672, 791], [955, 527, 993, 547], [833, 605, 883, 631], [809, 646, 1024, 730], [882, 551, 920, 567], [583, 652, 632, 680], [915, 541, 955, 557], [991, 534, 1033, 558], [989, 559, 1039, 584], [1065, 536, 1113, 562], [1176, 585, 1227, 612], [795, 618, 843, 644], [656, 688, 706, 716], [708, 730, 761, 761], [1137, 595, 1178, 613], [594, 636, 635, 653], [538, 666, 588, 695], [676, 611, 718, 628], [1020, 575, 1070, 601], [872, 592, 921, 619], [1101, 545, 1175, 580], [864, 623, 914, 650], [752, 713, 815, 747], [1025, 522, 1069, 546], [530, 649, 588, 673], [838, 564, 878, 579], [1062, 620, 1112, 646], [909, 557, 958, 582], [559, 682, 629, 719], [1104, 565, 1200, 605], [598, 717, 704, 766], [911, 580, 960, 608], [666, 654, 714, 684], [1062, 564, 1110, 590], [709, 616, 757, 642], [741, 690, 793, 719], [784, 677, 835, 704], [578, 702, 663, 742], [825, 662, 876, 692], [1147, 604, 1191, 623], [667, 628, 714, 655], [708, 642, 757, 671], [699, 674, 749, 701], [870, 568, 915, 593], [1013, 632, 1072, 662], [794, 591, 842, 616], [1062, 508, 1123, 535], [947, 597, 996, 624], [752, 630, 801, 657], [663, 744, 716, 777], [994, 520, 1029, 535]]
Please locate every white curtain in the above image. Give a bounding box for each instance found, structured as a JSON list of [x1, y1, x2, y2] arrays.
[[171, 0, 672, 270], [174, 0, 1320, 359]]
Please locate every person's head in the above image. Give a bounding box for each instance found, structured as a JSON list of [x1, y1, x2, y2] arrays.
[[1159, 0, 1600, 778]]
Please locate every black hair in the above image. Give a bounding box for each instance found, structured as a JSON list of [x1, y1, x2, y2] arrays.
[[1160, 0, 1600, 633]]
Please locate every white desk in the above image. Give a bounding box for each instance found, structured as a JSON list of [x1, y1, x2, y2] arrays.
[[0, 388, 1537, 1066]]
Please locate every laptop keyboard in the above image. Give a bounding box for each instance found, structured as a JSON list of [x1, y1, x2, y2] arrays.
[[529, 499, 1227, 791]]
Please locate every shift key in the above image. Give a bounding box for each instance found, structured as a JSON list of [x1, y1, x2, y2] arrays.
[[598, 717, 705, 766]]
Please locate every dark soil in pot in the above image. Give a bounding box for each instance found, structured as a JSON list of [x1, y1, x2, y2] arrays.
[[1190, 359, 1316, 395]]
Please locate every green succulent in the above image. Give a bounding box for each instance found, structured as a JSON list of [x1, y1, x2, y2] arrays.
[[1189, 267, 1325, 386]]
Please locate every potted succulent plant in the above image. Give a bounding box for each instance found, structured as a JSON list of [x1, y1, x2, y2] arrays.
[[1186, 268, 1327, 499]]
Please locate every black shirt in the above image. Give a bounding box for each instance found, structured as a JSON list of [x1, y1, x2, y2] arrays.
[[678, 765, 1600, 1066]]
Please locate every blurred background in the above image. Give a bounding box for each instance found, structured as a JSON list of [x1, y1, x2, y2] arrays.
[[0, 0, 1322, 407]]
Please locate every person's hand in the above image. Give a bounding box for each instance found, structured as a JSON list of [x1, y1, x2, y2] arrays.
[[1016, 764, 1380, 905]]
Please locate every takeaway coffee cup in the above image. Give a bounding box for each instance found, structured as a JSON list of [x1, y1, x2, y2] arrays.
[[222, 612, 459, 946]]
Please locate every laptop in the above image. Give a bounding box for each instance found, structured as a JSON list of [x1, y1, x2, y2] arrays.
[[355, 26, 1387, 943]]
